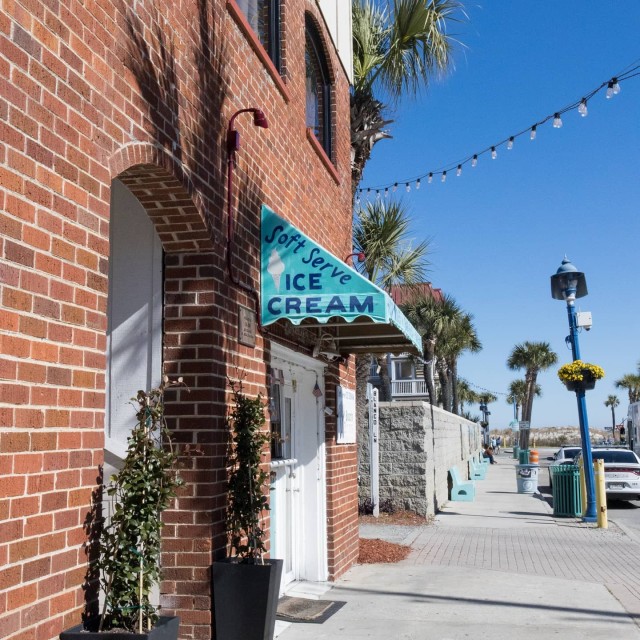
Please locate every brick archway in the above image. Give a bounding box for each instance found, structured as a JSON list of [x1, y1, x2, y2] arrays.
[[109, 143, 217, 253]]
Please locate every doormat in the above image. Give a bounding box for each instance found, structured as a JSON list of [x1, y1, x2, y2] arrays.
[[276, 596, 346, 624]]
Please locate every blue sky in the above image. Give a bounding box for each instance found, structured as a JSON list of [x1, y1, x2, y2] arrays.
[[359, 2, 640, 429]]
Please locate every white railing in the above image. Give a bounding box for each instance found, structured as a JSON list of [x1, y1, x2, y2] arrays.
[[391, 379, 428, 397]]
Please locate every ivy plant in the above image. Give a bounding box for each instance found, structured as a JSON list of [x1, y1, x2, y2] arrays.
[[226, 378, 270, 562], [97, 377, 184, 632]]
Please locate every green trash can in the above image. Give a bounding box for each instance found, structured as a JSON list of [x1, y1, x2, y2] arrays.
[[513, 445, 519, 459], [518, 449, 530, 464], [551, 464, 582, 517]]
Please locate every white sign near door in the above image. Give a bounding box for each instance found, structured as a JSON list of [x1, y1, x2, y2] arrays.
[[337, 385, 356, 443]]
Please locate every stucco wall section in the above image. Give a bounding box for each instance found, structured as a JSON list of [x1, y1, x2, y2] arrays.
[[359, 401, 482, 516]]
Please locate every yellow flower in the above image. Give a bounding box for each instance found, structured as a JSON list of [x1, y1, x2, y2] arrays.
[[557, 360, 605, 383]]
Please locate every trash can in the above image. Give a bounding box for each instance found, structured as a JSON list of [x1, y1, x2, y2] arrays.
[[516, 464, 539, 493], [513, 445, 519, 459], [518, 449, 530, 465], [551, 464, 582, 517]]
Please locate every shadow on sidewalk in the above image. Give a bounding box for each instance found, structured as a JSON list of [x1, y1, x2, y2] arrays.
[[333, 584, 633, 623]]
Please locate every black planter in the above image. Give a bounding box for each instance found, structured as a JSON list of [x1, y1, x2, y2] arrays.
[[565, 371, 597, 392], [60, 616, 179, 640], [212, 558, 283, 640]]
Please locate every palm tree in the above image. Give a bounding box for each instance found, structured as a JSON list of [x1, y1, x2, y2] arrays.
[[615, 363, 640, 403], [456, 378, 480, 415], [353, 199, 430, 289], [438, 312, 481, 414], [506, 379, 540, 422], [604, 395, 620, 434], [351, 0, 464, 193], [506, 341, 558, 424], [402, 293, 462, 408]]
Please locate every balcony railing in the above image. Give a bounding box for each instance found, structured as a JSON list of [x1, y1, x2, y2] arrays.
[[391, 379, 428, 397]]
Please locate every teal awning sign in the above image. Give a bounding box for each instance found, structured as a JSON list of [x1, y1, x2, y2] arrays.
[[260, 205, 421, 354]]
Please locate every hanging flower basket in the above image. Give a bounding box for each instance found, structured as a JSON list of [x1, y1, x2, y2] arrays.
[[557, 360, 604, 392]]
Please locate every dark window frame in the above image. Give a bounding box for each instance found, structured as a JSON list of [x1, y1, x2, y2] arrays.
[[305, 15, 332, 159], [231, 0, 282, 72]]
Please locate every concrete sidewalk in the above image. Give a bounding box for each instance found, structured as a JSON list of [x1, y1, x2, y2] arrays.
[[276, 451, 640, 639]]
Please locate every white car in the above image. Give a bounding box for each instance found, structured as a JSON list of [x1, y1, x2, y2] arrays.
[[547, 446, 582, 488], [573, 448, 640, 501]]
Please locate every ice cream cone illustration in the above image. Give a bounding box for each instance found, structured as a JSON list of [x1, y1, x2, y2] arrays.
[[267, 248, 285, 291]]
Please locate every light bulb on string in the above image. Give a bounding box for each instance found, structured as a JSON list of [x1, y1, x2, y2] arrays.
[[607, 78, 620, 98], [491, 147, 497, 160], [507, 136, 514, 150], [578, 98, 588, 117], [376, 190, 381, 199], [471, 155, 478, 168], [441, 171, 447, 183], [384, 187, 389, 198], [392, 183, 398, 193], [456, 165, 462, 177], [405, 182, 411, 193], [366, 187, 371, 194], [553, 113, 563, 128], [428, 172, 433, 184], [416, 179, 421, 190], [530, 125, 537, 140]]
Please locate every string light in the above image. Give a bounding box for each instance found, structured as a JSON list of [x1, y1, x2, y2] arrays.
[[355, 64, 639, 196], [405, 182, 411, 192], [456, 164, 462, 177], [578, 98, 588, 117], [384, 187, 389, 197], [606, 77, 620, 98]]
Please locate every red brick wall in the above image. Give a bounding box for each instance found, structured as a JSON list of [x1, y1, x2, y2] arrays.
[[0, 1, 357, 639]]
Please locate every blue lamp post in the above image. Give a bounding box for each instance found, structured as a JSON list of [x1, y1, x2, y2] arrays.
[[550, 257, 596, 522]]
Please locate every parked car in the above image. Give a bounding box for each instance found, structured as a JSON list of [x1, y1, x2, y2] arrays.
[[547, 446, 582, 488], [573, 448, 640, 501]]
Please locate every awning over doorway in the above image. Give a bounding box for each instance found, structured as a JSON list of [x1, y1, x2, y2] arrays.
[[260, 205, 422, 355]]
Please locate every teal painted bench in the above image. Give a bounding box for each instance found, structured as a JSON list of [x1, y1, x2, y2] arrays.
[[449, 466, 475, 501], [477, 452, 490, 466], [469, 457, 487, 480]]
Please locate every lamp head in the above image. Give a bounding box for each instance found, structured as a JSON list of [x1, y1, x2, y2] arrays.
[[313, 333, 341, 361], [550, 256, 588, 302], [253, 109, 269, 129]]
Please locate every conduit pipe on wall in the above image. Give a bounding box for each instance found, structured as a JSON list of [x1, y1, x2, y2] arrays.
[[226, 108, 269, 325]]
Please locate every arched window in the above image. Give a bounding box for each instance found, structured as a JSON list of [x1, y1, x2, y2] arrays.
[[236, 0, 281, 69], [305, 16, 332, 158]]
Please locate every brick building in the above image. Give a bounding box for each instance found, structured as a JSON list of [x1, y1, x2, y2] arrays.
[[0, 1, 420, 639]]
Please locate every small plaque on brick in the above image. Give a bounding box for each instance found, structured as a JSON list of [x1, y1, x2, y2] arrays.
[[238, 304, 256, 347]]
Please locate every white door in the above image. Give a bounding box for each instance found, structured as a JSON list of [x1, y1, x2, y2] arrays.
[[269, 347, 327, 593]]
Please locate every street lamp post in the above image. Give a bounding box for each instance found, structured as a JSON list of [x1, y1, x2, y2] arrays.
[[550, 257, 597, 523], [479, 401, 491, 446]]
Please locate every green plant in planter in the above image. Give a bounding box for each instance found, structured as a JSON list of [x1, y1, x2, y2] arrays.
[[226, 378, 270, 561], [212, 378, 282, 640], [97, 377, 184, 633]]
